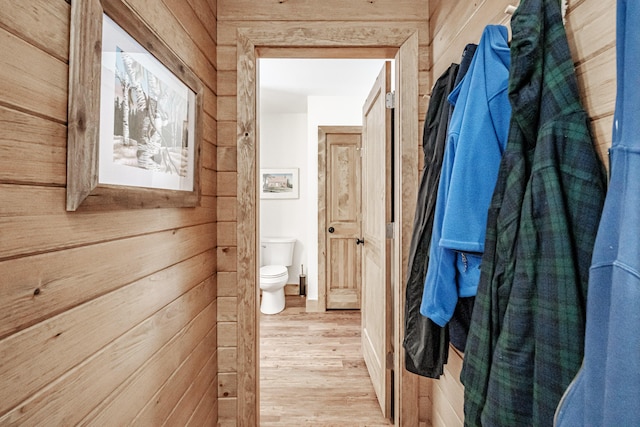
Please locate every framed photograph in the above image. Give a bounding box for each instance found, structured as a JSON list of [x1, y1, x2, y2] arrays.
[[66, 0, 203, 210], [260, 169, 299, 199]]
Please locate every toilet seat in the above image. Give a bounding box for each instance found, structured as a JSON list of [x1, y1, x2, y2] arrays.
[[260, 265, 288, 279]]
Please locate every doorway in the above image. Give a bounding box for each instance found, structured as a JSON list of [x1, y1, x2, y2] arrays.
[[259, 58, 385, 312], [235, 26, 419, 426], [258, 59, 384, 422]]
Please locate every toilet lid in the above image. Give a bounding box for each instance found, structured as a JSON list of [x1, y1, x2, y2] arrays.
[[260, 265, 288, 278]]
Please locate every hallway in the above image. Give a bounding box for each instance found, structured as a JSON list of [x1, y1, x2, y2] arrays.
[[260, 296, 392, 426]]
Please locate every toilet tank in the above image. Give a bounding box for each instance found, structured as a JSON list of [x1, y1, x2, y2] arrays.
[[261, 237, 296, 266]]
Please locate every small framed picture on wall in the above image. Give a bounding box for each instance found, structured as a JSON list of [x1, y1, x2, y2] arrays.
[[260, 168, 299, 199]]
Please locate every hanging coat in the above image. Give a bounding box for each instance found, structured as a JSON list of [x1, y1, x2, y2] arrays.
[[447, 43, 478, 354], [421, 25, 511, 327], [404, 44, 480, 378], [403, 63, 459, 378], [460, 0, 607, 425], [555, 0, 640, 425]]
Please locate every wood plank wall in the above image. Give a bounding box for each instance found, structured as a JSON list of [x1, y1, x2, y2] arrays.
[[0, 0, 218, 425], [215, 1, 429, 425], [425, 0, 616, 425]]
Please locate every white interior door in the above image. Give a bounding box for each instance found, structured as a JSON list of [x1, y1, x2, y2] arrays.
[[361, 62, 392, 418]]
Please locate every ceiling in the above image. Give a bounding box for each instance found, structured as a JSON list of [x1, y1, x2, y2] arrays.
[[258, 58, 388, 114]]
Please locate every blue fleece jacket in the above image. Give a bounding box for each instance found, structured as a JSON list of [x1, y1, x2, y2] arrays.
[[420, 25, 511, 327]]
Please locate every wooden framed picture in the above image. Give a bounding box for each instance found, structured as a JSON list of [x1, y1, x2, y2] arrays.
[[260, 168, 299, 199], [66, 0, 203, 211]]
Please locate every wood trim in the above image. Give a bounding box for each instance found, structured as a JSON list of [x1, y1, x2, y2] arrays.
[[236, 26, 420, 426], [317, 127, 328, 313], [67, 0, 204, 211], [236, 30, 259, 427], [257, 46, 398, 59], [395, 32, 420, 427], [317, 126, 363, 313], [66, 0, 102, 210]]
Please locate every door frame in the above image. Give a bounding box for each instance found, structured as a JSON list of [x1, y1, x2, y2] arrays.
[[236, 26, 419, 426], [318, 125, 363, 312]]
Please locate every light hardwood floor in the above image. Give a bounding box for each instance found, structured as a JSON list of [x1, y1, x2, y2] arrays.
[[260, 296, 393, 426]]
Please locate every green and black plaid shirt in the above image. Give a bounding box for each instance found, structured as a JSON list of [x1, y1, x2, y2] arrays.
[[460, 0, 607, 425]]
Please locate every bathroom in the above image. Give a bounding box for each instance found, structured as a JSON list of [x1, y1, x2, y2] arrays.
[[258, 58, 387, 314]]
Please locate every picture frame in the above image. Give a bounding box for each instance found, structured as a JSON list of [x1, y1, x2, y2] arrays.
[[260, 168, 299, 199], [66, 0, 203, 211]]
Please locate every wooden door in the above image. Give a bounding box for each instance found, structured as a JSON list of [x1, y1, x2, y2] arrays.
[[319, 126, 363, 310], [361, 62, 392, 418]]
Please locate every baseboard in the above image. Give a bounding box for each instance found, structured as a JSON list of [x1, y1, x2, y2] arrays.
[[305, 298, 322, 312]]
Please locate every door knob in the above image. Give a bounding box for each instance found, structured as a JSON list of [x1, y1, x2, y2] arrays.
[[356, 238, 365, 245], [328, 227, 335, 233]]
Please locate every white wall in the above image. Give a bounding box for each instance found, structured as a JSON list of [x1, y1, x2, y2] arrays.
[[305, 96, 364, 300], [260, 113, 308, 284]]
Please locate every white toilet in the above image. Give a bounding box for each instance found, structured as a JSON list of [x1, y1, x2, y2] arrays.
[[260, 236, 296, 314]]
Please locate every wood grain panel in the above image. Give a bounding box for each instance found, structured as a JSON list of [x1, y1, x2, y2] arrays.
[[202, 140, 217, 170], [575, 48, 616, 120], [218, 121, 238, 146], [418, 379, 434, 426], [218, 347, 239, 372], [79, 306, 217, 425], [201, 167, 218, 196], [3, 0, 218, 425], [566, 0, 615, 64], [218, 20, 428, 47], [218, 372, 238, 398], [0, 0, 69, 61], [0, 224, 215, 339], [0, 279, 215, 425], [132, 329, 218, 425], [0, 27, 67, 122], [218, 296, 238, 321], [218, 46, 237, 71], [0, 187, 214, 259], [396, 33, 421, 426], [218, 146, 238, 171], [217, 397, 237, 422], [0, 106, 67, 186], [186, 0, 218, 43], [218, 95, 237, 121], [218, 0, 428, 21], [122, 0, 217, 92], [218, 322, 237, 347], [258, 46, 399, 59], [217, 171, 238, 196], [218, 221, 238, 246], [218, 246, 238, 271], [164, 0, 218, 70], [0, 250, 214, 416], [204, 87, 218, 119], [186, 376, 219, 426], [431, 0, 511, 78], [218, 70, 237, 96], [217, 197, 238, 221], [163, 351, 217, 426], [217, 272, 238, 297]]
